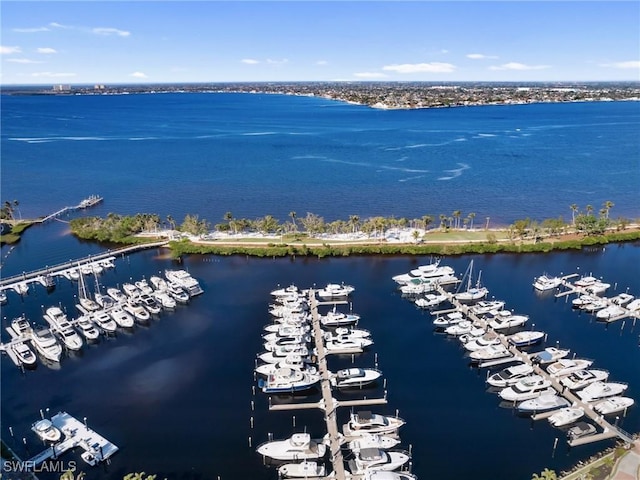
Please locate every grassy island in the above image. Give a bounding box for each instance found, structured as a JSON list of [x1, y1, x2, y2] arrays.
[[68, 207, 640, 259]]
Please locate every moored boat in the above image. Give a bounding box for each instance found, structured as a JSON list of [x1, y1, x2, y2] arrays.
[[32, 419, 62, 443], [278, 461, 326, 478], [533, 274, 563, 291], [517, 394, 571, 414], [256, 433, 326, 461], [559, 369, 609, 390], [593, 396, 635, 415], [343, 411, 405, 437], [548, 407, 585, 427], [331, 368, 382, 388], [487, 363, 534, 388], [506, 330, 545, 347]]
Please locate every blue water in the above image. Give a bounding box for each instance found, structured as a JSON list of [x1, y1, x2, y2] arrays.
[[1, 93, 640, 480], [1, 93, 639, 226]]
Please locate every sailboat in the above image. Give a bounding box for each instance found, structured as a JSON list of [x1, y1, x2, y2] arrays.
[[76, 266, 100, 314], [454, 260, 489, 304]]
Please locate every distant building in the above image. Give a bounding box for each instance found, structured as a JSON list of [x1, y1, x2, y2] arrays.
[[94, 84, 106, 90], [52, 84, 71, 92]]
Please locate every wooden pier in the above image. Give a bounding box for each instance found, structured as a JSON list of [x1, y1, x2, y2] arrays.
[[437, 284, 635, 448], [38, 195, 103, 223]]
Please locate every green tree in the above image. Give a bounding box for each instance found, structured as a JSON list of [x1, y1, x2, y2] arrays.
[[531, 468, 557, 480], [289, 211, 297, 232], [603, 200, 614, 219], [468, 212, 476, 229], [422, 215, 434, 230], [349, 214, 360, 234], [453, 210, 462, 229], [570, 203, 579, 225]]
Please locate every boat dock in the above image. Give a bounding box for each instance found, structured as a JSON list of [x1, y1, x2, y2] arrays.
[[434, 283, 635, 448], [27, 411, 118, 467], [38, 195, 103, 223], [0, 241, 168, 299]]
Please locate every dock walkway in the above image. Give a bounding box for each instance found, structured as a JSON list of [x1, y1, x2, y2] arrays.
[[436, 284, 635, 448]]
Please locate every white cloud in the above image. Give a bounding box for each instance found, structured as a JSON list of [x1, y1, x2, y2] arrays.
[[316, 60, 328, 66], [92, 27, 131, 37], [130, 71, 148, 78], [382, 62, 456, 73], [31, 71, 76, 78], [266, 58, 288, 65], [489, 62, 550, 71], [37, 47, 57, 54], [13, 27, 50, 33], [599, 60, 640, 69], [1, 46, 22, 55], [241, 58, 260, 65], [7, 58, 43, 64], [49, 22, 72, 29], [467, 53, 498, 60], [353, 72, 388, 79]]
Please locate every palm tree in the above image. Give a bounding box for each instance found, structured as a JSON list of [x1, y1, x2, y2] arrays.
[[585, 204, 594, 217], [224, 211, 233, 222], [453, 210, 461, 229], [422, 215, 433, 231], [348, 215, 360, 234], [289, 211, 297, 232], [570, 204, 579, 225], [166, 214, 175, 230], [603, 200, 614, 219], [468, 212, 476, 230], [2, 200, 14, 220], [439, 214, 447, 230]]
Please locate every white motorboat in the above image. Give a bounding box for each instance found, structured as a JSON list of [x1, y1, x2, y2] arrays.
[[499, 375, 554, 402], [106, 287, 128, 304], [325, 336, 373, 354], [432, 311, 465, 328], [596, 304, 626, 321], [77, 297, 101, 313], [44, 307, 83, 350], [94, 291, 115, 310], [12, 342, 37, 366], [610, 293, 634, 307], [259, 367, 321, 393], [270, 304, 308, 318], [559, 369, 609, 390], [347, 433, 401, 453], [254, 354, 316, 377], [258, 345, 311, 364], [506, 330, 545, 347], [548, 407, 585, 427], [582, 298, 608, 312], [593, 396, 635, 415], [469, 344, 511, 362], [364, 472, 418, 480], [457, 326, 487, 343], [31, 328, 63, 362], [444, 320, 479, 336], [76, 315, 101, 341], [256, 433, 326, 461], [164, 269, 204, 296], [278, 461, 326, 478], [574, 275, 598, 287], [320, 310, 360, 327], [343, 411, 405, 437], [166, 282, 190, 303], [263, 330, 311, 344], [414, 293, 448, 308], [135, 278, 154, 295], [139, 293, 162, 314], [90, 311, 117, 333], [464, 332, 501, 352], [153, 290, 177, 309], [271, 284, 303, 297], [123, 299, 151, 323], [517, 394, 571, 414], [263, 336, 310, 352], [150, 275, 168, 291], [533, 274, 563, 291], [576, 382, 628, 402], [488, 311, 529, 330], [567, 422, 597, 440], [585, 281, 611, 296], [317, 283, 355, 299], [13, 281, 29, 296], [109, 307, 135, 328], [626, 298, 640, 312], [11, 315, 32, 337], [487, 363, 534, 388], [470, 300, 506, 316], [392, 264, 455, 285], [572, 294, 598, 308], [264, 324, 310, 336], [122, 282, 141, 298], [348, 448, 410, 474], [546, 358, 594, 377], [532, 347, 570, 365], [332, 327, 371, 338], [331, 368, 382, 388], [32, 419, 62, 443]]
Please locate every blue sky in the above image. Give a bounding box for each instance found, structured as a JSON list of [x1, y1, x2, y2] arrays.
[[1, 1, 639, 85]]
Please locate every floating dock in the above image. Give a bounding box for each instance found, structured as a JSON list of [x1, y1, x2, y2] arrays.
[[27, 411, 118, 468]]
